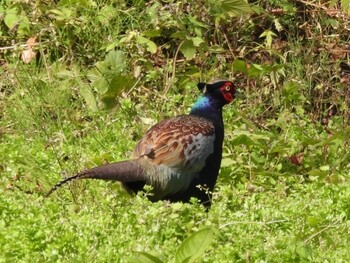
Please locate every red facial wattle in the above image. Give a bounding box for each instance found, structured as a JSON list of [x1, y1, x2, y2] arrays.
[[220, 82, 235, 103], [223, 92, 233, 102]]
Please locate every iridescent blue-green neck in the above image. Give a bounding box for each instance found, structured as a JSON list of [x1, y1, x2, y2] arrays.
[[191, 96, 211, 111], [190, 95, 224, 125]]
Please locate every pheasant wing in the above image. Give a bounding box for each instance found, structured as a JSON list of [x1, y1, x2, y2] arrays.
[[133, 115, 216, 172]]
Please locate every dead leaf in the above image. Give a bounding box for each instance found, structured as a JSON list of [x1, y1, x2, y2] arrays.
[[289, 152, 304, 166], [21, 36, 37, 64], [26, 36, 36, 48], [21, 49, 36, 64]]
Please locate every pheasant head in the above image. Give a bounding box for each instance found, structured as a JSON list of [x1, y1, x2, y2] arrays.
[[190, 80, 239, 120]]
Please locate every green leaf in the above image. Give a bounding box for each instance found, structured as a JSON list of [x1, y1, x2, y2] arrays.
[[282, 81, 306, 105], [232, 59, 248, 74], [175, 228, 214, 263], [105, 41, 119, 52], [139, 117, 156, 126], [97, 5, 115, 25], [4, 8, 20, 29], [105, 50, 127, 72], [187, 16, 209, 29], [128, 252, 164, 263], [180, 39, 196, 60], [208, 0, 252, 18], [87, 50, 135, 110], [143, 29, 162, 38], [221, 158, 235, 167], [171, 31, 186, 39], [231, 134, 255, 147], [49, 7, 73, 21], [295, 242, 312, 259], [191, 37, 204, 47], [307, 216, 322, 227], [308, 169, 328, 180], [80, 85, 98, 112], [17, 14, 30, 36], [251, 151, 266, 164], [100, 95, 117, 109], [105, 75, 135, 97], [91, 77, 109, 95], [208, 45, 225, 53], [341, 0, 350, 15], [136, 36, 157, 54], [259, 30, 277, 48], [247, 63, 264, 77], [319, 165, 330, 171]]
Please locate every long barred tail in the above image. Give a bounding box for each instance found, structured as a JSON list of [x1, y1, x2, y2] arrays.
[[45, 173, 81, 197], [45, 160, 145, 197]]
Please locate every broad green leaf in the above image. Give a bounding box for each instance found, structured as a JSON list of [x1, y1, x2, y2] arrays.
[[100, 95, 117, 109], [88, 50, 135, 110], [180, 39, 196, 60], [319, 165, 330, 171], [308, 169, 328, 180], [191, 37, 204, 47], [97, 5, 115, 25], [248, 63, 264, 77], [341, 0, 350, 14], [80, 85, 98, 112], [295, 242, 312, 259], [143, 29, 162, 38], [87, 67, 101, 83], [307, 216, 322, 227], [92, 77, 109, 95], [171, 31, 186, 39], [251, 151, 266, 164], [208, 45, 225, 53], [128, 252, 164, 263], [139, 117, 156, 126], [105, 41, 119, 52], [17, 15, 30, 36], [221, 158, 235, 167], [282, 81, 306, 105], [231, 134, 255, 147], [106, 50, 127, 72], [315, 128, 350, 147], [4, 8, 19, 29], [136, 36, 157, 54], [49, 7, 73, 21], [232, 59, 248, 74], [106, 75, 135, 96], [175, 228, 214, 263], [208, 0, 251, 17]]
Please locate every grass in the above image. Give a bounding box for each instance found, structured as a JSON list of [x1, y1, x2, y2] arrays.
[[1, 0, 350, 262], [1, 76, 349, 261]]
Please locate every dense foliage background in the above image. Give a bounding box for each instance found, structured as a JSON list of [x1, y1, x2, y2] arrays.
[[1, 0, 349, 262]]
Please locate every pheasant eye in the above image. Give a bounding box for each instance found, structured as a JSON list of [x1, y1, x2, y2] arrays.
[[225, 86, 231, 91]]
